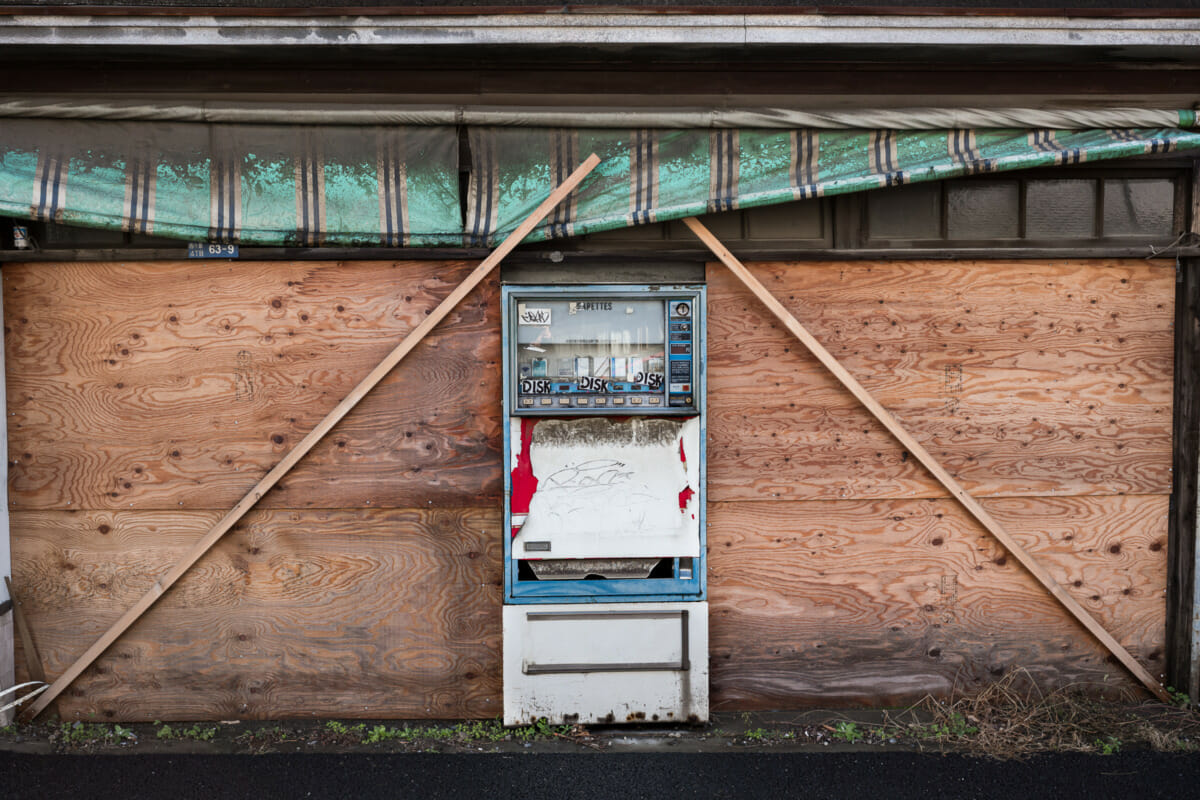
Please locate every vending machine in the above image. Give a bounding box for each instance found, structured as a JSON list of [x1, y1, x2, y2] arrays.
[[502, 285, 707, 726]]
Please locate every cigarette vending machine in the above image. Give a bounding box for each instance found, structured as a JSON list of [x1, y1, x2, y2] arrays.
[[502, 285, 707, 726]]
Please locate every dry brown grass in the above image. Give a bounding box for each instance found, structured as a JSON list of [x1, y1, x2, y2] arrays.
[[880, 669, 1200, 759]]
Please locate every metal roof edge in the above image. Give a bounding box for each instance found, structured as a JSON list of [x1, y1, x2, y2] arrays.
[[2, 12, 1200, 48], [2, 6, 1200, 19]]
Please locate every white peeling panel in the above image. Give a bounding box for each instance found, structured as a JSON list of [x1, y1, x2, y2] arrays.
[[516, 417, 700, 559]]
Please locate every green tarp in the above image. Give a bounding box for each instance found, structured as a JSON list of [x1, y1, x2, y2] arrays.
[[467, 126, 1200, 246], [3, 119, 1200, 247], [0, 119, 463, 246]]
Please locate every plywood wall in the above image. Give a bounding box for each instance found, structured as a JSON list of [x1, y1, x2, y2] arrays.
[[6, 260, 505, 720], [4, 257, 1174, 719], [706, 260, 1173, 708]]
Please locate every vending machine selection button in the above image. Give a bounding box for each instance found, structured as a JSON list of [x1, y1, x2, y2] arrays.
[[631, 397, 643, 405], [613, 398, 626, 405], [595, 398, 607, 405], [649, 397, 661, 405], [540, 398, 553, 406], [577, 398, 589, 406], [520, 398, 533, 407], [558, 398, 570, 405]]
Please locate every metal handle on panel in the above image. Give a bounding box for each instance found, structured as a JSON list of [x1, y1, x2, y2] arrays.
[[522, 609, 690, 674]]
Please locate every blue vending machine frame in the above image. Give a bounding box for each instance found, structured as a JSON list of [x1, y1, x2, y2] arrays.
[[502, 284, 706, 605]]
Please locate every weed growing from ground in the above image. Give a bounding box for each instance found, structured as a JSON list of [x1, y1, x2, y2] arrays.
[[155, 722, 217, 741], [1167, 686, 1192, 709], [830, 721, 864, 744], [363, 725, 416, 744], [53, 721, 137, 749]]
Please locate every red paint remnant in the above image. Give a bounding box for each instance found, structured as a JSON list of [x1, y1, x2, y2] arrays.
[[678, 438, 693, 511], [510, 418, 539, 537], [679, 486, 695, 512]]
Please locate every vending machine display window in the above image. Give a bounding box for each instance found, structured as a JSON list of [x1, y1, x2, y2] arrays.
[[507, 289, 700, 415]]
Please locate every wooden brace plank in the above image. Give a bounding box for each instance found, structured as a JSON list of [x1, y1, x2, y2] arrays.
[[5, 575, 54, 722], [25, 154, 602, 720], [683, 215, 1171, 703], [4, 577, 45, 686]]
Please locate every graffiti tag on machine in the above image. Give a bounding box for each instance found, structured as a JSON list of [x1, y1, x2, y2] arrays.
[[518, 306, 552, 325], [520, 379, 553, 394], [542, 459, 635, 494]]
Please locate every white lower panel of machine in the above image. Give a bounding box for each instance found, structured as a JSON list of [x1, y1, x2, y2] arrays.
[[503, 601, 708, 726]]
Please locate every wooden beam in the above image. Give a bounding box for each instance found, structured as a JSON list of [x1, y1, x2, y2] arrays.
[[1168, 255, 1200, 705], [1170, 157, 1200, 703], [24, 153, 602, 720], [683, 214, 1171, 703], [3, 577, 45, 686], [4, 575, 53, 722]]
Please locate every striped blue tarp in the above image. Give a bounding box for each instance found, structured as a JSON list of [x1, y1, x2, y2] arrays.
[[467, 126, 1200, 246], [0, 119, 463, 246]]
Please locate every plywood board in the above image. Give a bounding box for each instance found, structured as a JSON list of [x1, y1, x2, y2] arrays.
[[11, 508, 502, 720], [708, 495, 1167, 708], [707, 260, 1174, 501], [4, 261, 503, 511]]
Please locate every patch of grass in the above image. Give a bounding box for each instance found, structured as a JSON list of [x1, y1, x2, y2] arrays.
[[54, 721, 137, 748], [1094, 735, 1121, 755], [922, 711, 980, 741], [1167, 686, 1192, 709], [323, 720, 367, 740], [155, 722, 217, 741], [363, 725, 418, 744], [742, 728, 770, 742], [454, 719, 507, 743], [508, 717, 572, 743], [830, 721, 864, 744]]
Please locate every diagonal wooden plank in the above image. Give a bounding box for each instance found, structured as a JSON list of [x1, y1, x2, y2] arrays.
[[4, 576, 45, 687], [683, 214, 1170, 703], [25, 153, 602, 720], [5, 576, 55, 721]]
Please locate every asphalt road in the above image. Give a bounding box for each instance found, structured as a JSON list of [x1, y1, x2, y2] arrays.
[[5, 751, 1200, 800]]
